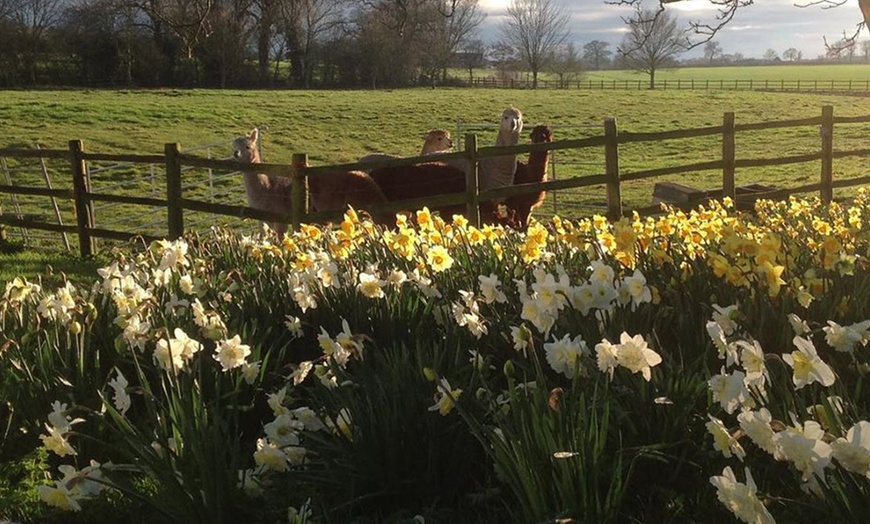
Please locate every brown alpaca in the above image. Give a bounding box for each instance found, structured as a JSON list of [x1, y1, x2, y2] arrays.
[[358, 129, 455, 165], [506, 125, 553, 229], [232, 128, 293, 235], [233, 128, 389, 231], [307, 170, 390, 224], [479, 107, 523, 194], [368, 161, 519, 226], [369, 161, 468, 219]]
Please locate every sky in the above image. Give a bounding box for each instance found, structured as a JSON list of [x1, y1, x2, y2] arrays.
[[477, 0, 870, 60]]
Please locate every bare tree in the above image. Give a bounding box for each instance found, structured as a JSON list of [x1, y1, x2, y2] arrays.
[[702, 40, 721, 65], [197, 0, 255, 87], [862, 39, 870, 62], [417, 0, 484, 86], [457, 38, 486, 83], [278, 0, 348, 87], [359, 0, 462, 35], [617, 6, 685, 89], [547, 41, 582, 88], [762, 48, 779, 62], [582, 39, 611, 70], [782, 47, 800, 62], [489, 40, 516, 81], [0, 0, 19, 20], [10, 0, 65, 82], [498, 0, 569, 88], [609, 0, 870, 52], [827, 36, 857, 61], [127, 0, 215, 61]]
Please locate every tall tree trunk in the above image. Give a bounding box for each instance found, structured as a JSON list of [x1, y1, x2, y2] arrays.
[[257, 0, 274, 86], [649, 68, 655, 90]]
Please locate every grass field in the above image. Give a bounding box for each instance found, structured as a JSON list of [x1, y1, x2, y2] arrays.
[[1, 81, 870, 283], [549, 63, 870, 83]]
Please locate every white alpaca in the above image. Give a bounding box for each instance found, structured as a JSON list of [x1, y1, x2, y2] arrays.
[[478, 106, 523, 194], [358, 129, 455, 165], [232, 128, 292, 235]]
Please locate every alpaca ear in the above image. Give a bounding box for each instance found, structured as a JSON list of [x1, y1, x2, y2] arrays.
[[250, 128, 259, 143]]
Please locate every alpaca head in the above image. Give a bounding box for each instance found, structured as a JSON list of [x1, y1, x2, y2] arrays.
[[422, 129, 454, 154], [530, 125, 553, 144], [232, 128, 261, 164], [499, 107, 524, 141]]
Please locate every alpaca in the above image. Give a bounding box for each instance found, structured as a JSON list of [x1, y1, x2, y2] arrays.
[[232, 128, 293, 235], [369, 161, 468, 219], [478, 107, 523, 194], [233, 128, 390, 231], [307, 170, 391, 224], [506, 125, 554, 229], [358, 129, 455, 165]]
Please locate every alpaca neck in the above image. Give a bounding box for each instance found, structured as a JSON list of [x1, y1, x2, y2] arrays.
[[527, 148, 550, 183], [496, 128, 519, 147], [240, 153, 276, 211], [479, 128, 521, 192]]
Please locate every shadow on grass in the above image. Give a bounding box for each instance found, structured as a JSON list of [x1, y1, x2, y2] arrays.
[[0, 249, 105, 289]]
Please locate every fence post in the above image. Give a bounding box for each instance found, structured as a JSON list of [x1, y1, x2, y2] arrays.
[[291, 153, 308, 231], [463, 133, 480, 227], [604, 117, 622, 221], [820, 105, 834, 203], [722, 112, 736, 202], [69, 140, 95, 258], [165, 142, 184, 239]]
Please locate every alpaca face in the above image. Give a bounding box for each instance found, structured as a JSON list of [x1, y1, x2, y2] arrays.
[[232, 128, 260, 164], [530, 125, 553, 144], [500, 107, 524, 137], [422, 129, 454, 154]]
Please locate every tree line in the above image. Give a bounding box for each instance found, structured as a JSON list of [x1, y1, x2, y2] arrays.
[[0, 0, 488, 88], [2, 0, 866, 89]]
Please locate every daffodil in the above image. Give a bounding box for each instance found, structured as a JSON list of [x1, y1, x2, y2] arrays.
[[706, 415, 746, 460], [544, 333, 589, 379], [213, 334, 252, 372], [783, 336, 835, 389], [737, 408, 778, 456], [358, 271, 386, 299], [773, 420, 832, 481], [709, 466, 775, 524], [426, 245, 454, 272], [831, 420, 870, 477], [429, 378, 463, 416], [614, 332, 661, 382]]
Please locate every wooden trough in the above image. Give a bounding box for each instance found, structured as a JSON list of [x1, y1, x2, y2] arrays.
[[653, 181, 781, 211]]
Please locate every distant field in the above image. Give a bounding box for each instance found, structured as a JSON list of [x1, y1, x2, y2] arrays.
[[469, 63, 870, 84], [585, 63, 870, 82], [1, 86, 869, 253]]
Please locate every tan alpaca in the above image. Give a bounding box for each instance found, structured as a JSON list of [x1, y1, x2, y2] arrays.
[[507, 125, 554, 229], [478, 107, 523, 194], [232, 128, 292, 235], [358, 129, 455, 165]]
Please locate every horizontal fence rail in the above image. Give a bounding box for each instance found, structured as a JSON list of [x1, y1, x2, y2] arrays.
[[1, 105, 869, 258]]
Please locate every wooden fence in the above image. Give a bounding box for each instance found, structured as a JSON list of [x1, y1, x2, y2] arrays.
[[466, 77, 870, 92], [1, 105, 870, 258]]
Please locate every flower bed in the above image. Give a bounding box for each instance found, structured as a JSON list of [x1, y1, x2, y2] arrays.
[[2, 192, 870, 523]]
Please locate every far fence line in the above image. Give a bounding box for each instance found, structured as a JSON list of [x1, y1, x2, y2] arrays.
[[464, 77, 870, 92], [1, 105, 869, 258]]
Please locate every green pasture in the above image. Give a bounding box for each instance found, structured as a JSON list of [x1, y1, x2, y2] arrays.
[[1, 85, 869, 284], [588, 63, 870, 83]]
